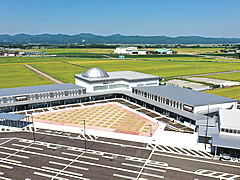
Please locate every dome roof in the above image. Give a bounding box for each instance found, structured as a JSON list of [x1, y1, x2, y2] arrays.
[[82, 67, 109, 78]]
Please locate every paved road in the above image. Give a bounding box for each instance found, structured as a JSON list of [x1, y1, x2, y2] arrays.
[[24, 64, 64, 84]]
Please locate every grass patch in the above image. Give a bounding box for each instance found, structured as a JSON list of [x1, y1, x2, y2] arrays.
[[142, 130, 148, 133], [117, 127, 124, 130], [74, 122, 79, 124], [102, 125, 108, 128]]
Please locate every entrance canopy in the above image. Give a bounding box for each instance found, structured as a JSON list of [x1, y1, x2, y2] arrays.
[[0, 113, 29, 121]]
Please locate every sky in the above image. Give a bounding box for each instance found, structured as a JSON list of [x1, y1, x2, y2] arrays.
[[0, 0, 240, 38]]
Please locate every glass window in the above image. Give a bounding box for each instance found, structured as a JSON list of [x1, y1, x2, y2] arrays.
[[94, 85, 108, 91]]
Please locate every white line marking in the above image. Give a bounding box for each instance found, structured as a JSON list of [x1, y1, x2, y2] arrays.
[[0, 151, 29, 159], [49, 161, 89, 171], [12, 143, 43, 150], [34, 172, 68, 180], [136, 144, 165, 179], [0, 138, 14, 146], [0, 176, 11, 180], [42, 166, 83, 176], [0, 158, 22, 164], [154, 152, 240, 169], [113, 173, 137, 180], [62, 152, 99, 160], [0, 164, 13, 169], [122, 163, 166, 172]]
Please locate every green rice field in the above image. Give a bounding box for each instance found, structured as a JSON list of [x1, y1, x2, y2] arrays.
[[1, 48, 240, 100], [203, 72, 240, 82], [203, 86, 240, 101]]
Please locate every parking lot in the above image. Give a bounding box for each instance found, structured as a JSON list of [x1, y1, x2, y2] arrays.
[[0, 129, 239, 180]]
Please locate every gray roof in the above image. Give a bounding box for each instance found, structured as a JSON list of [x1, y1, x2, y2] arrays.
[[75, 71, 159, 83], [212, 133, 240, 150], [219, 109, 240, 130], [0, 113, 28, 121], [82, 67, 109, 78], [0, 83, 85, 97], [133, 85, 238, 107]]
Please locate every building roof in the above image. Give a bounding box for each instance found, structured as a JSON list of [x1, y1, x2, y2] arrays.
[[219, 109, 240, 130], [82, 67, 109, 78], [155, 48, 172, 52], [0, 83, 85, 97], [133, 85, 238, 107], [212, 133, 240, 150], [75, 71, 159, 83], [0, 113, 28, 121]]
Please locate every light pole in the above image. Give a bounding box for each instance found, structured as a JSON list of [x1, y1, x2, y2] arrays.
[[83, 120, 86, 150], [149, 125, 152, 137], [31, 114, 35, 142], [205, 104, 209, 150]]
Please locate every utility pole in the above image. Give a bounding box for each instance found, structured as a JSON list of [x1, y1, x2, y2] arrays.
[[156, 64, 157, 76], [197, 62, 198, 74]]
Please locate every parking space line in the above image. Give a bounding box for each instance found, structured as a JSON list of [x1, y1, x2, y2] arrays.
[[12, 143, 43, 151], [0, 176, 11, 180], [0, 151, 29, 159], [42, 166, 83, 177], [0, 164, 13, 169], [49, 161, 89, 171], [136, 144, 158, 179], [62, 152, 99, 161], [154, 152, 240, 169], [34, 172, 68, 180], [0, 158, 22, 164], [113, 173, 138, 180], [0, 138, 14, 146], [122, 163, 166, 172]]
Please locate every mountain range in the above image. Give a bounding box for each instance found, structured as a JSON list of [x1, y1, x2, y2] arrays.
[[0, 33, 240, 44]]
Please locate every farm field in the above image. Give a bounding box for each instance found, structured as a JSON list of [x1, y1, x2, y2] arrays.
[[0, 64, 52, 89], [203, 72, 240, 82], [1, 50, 240, 100], [30, 58, 228, 83], [203, 86, 240, 101]]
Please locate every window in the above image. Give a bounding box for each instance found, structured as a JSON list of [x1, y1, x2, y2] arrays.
[[145, 83, 157, 86], [109, 84, 129, 89], [166, 99, 169, 105], [94, 85, 108, 91]]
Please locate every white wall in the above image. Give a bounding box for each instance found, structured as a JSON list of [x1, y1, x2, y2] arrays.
[[75, 78, 159, 93], [194, 102, 237, 113]]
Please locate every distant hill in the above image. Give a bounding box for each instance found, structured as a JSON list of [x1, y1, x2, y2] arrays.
[[0, 33, 240, 44]]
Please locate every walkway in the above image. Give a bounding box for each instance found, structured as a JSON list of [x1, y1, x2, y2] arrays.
[[23, 64, 64, 84]]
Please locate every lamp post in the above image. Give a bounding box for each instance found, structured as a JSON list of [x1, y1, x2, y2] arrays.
[[31, 114, 35, 142], [149, 125, 152, 137], [83, 119, 86, 150], [205, 104, 209, 150]]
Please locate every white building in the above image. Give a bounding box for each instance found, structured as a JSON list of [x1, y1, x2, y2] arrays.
[[114, 46, 138, 55], [75, 67, 159, 93]]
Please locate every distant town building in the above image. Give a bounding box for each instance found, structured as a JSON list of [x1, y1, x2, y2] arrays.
[[114, 46, 138, 55], [114, 46, 149, 55], [155, 48, 173, 54], [19, 51, 45, 56], [0, 51, 16, 57]]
